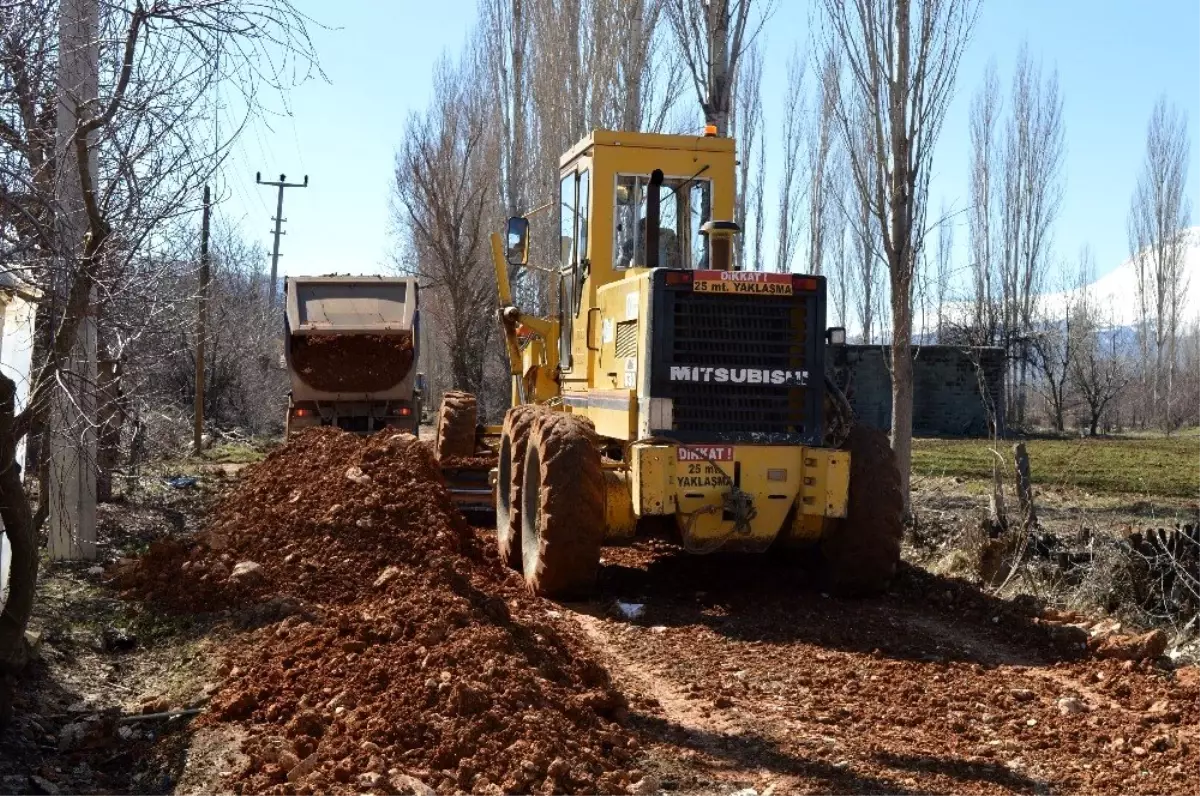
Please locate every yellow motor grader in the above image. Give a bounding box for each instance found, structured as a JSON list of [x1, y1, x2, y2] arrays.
[[434, 128, 903, 598]]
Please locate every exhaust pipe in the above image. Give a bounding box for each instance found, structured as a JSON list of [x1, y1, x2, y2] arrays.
[[646, 169, 664, 269]]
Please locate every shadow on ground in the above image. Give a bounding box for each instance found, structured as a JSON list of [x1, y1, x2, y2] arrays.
[[595, 544, 1079, 667]]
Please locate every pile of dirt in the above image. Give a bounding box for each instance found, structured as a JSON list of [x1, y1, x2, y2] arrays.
[[291, 333, 414, 393], [117, 429, 637, 795]]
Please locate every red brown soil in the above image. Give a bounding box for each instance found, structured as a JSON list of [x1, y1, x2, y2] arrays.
[[291, 333, 414, 393], [584, 542, 1199, 795], [116, 429, 637, 795]]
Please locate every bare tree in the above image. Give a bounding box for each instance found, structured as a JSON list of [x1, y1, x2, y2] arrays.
[[0, 0, 318, 684], [822, 0, 980, 505], [967, 59, 1001, 346], [999, 44, 1065, 428], [774, 46, 805, 273], [751, 127, 766, 270], [1071, 256, 1130, 436], [731, 39, 762, 270], [933, 200, 952, 342], [664, 0, 769, 135], [807, 43, 840, 276], [1030, 251, 1084, 433], [1128, 95, 1192, 431], [393, 57, 497, 397]]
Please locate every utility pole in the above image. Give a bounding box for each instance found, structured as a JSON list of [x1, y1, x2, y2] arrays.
[[193, 185, 211, 455], [256, 172, 308, 309], [48, 0, 99, 561]]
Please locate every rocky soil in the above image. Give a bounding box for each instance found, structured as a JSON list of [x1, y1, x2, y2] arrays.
[[116, 429, 638, 795], [290, 334, 414, 393], [5, 427, 1196, 796]]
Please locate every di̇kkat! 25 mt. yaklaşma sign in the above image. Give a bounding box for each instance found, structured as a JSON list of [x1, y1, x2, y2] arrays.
[[692, 270, 793, 296]]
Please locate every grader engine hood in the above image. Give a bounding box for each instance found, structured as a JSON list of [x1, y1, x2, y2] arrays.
[[643, 268, 828, 446]]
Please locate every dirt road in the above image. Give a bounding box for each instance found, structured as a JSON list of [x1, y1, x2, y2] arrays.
[[539, 539, 1198, 795]]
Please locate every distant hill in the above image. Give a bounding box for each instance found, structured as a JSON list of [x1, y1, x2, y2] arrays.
[[1042, 228, 1200, 327]]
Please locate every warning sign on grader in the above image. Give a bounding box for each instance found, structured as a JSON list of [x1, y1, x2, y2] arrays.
[[693, 270, 793, 296]]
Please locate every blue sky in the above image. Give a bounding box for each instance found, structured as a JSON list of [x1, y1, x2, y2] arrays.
[[215, 0, 1200, 287]]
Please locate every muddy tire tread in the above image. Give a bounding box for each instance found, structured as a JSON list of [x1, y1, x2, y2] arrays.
[[496, 404, 546, 570], [522, 413, 604, 598], [820, 425, 904, 596], [435, 391, 477, 460]]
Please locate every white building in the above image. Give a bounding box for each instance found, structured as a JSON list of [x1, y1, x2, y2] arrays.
[[0, 276, 39, 609]]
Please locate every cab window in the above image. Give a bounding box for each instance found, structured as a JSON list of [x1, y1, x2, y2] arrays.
[[613, 174, 711, 269]]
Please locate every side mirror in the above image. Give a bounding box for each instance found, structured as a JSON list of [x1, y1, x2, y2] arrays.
[[505, 216, 529, 266], [826, 327, 846, 346]]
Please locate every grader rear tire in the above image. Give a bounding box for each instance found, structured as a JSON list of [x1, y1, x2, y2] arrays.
[[435, 391, 477, 460], [496, 405, 545, 571], [820, 425, 904, 596], [520, 413, 604, 598]]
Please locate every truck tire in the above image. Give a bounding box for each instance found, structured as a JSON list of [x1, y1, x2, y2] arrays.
[[435, 391, 477, 460], [496, 405, 545, 571], [819, 425, 904, 596], [520, 413, 604, 598]]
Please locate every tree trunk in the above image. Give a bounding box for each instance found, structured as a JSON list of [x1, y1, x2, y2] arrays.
[[890, 285, 914, 511], [0, 375, 37, 681], [1013, 442, 1037, 531]]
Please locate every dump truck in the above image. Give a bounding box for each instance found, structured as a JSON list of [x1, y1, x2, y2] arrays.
[[283, 275, 422, 437], [434, 127, 903, 600]]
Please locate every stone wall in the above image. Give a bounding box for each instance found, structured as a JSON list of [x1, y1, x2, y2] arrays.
[[829, 345, 1005, 437]]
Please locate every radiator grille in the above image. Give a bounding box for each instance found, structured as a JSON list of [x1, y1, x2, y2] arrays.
[[664, 292, 810, 435]]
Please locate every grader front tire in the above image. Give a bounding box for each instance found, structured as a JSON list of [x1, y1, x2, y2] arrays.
[[520, 413, 604, 598], [820, 425, 904, 596], [434, 391, 477, 460], [495, 405, 545, 571]]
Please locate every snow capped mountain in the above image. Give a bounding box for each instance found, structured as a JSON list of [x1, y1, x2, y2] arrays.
[[1042, 228, 1200, 327]]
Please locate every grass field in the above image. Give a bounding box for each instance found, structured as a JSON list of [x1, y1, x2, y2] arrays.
[[912, 434, 1200, 499]]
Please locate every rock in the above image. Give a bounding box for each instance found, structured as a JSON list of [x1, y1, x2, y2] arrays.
[[1, 776, 28, 794], [286, 753, 319, 783], [374, 566, 401, 588], [1147, 700, 1180, 723], [546, 758, 570, 780], [100, 627, 138, 652], [361, 741, 382, 755], [341, 640, 366, 654], [345, 466, 372, 485], [628, 777, 660, 796], [1132, 746, 1147, 757], [277, 751, 300, 771], [1092, 630, 1168, 661], [29, 775, 59, 795], [1046, 624, 1089, 653], [1174, 666, 1199, 688], [1010, 688, 1036, 702], [650, 625, 667, 634], [713, 695, 733, 709], [358, 772, 385, 790], [390, 773, 436, 796], [1057, 697, 1086, 715], [140, 696, 170, 714], [230, 561, 264, 583]]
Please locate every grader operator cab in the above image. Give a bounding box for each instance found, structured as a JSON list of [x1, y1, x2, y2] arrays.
[[434, 129, 903, 598]]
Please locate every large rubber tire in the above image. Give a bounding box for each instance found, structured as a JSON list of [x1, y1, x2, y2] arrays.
[[520, 413, 604, 598], [819, 425, 904, 596], [496, 405, 545, 571], [435, 391, 477, 460]]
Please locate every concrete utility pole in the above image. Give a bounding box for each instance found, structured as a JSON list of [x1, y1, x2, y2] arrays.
[[256, 172, 308, 309], [48, 0, 99, 561], [193, 185, 211, 456]]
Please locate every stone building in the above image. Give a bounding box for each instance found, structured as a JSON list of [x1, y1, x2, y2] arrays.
[[829, 345, 1005, 437]]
